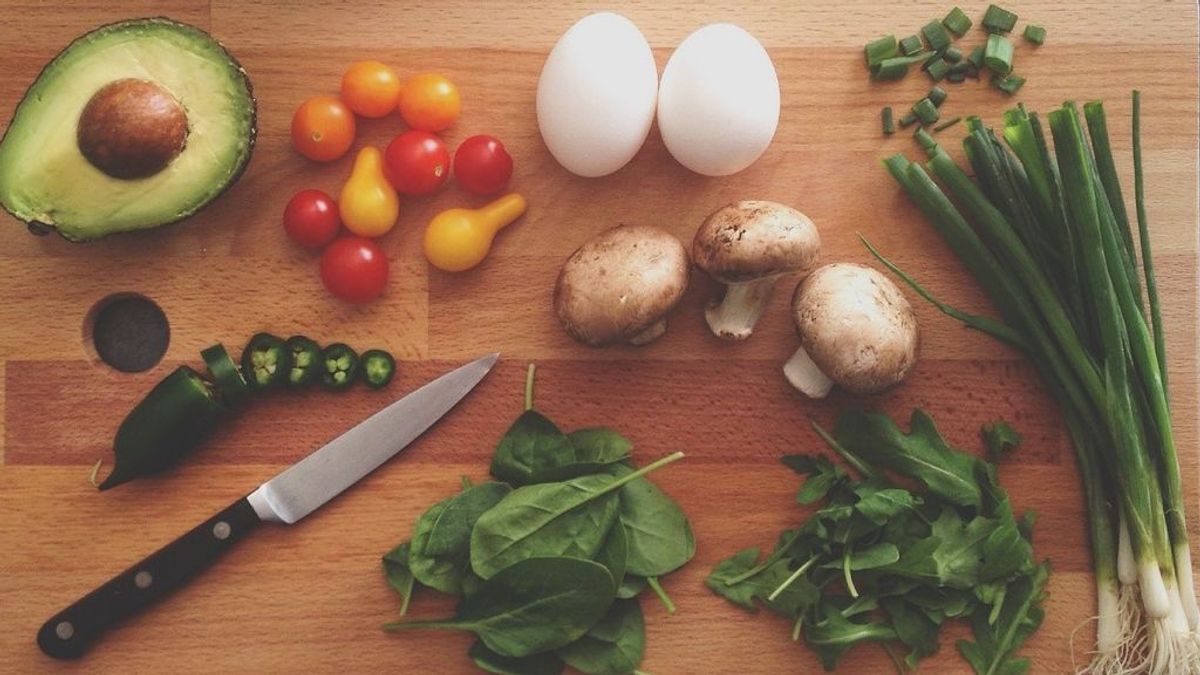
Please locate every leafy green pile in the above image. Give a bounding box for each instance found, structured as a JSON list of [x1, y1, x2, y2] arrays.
[[707, 410, 1048, 673], [381, 365, 694, 674]]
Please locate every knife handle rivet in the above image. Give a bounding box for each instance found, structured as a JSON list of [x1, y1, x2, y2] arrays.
[[134, 570, 153, 589], [55, 621, 74, 640], [213, 521, 231, 540]]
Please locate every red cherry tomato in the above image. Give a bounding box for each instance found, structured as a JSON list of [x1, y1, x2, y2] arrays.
[[283, 189, 340, 249], [383, 131, 450, 197], [320, 237, 389, 304], [454, 135, 513, 195]]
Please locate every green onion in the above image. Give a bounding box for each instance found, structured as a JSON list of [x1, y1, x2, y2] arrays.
[[928, 86, 948, 107], [921, 20, 953, 52], [968, 45, 986, 69], [1023, 24, 1046, 45], [982, 4, 1018, 33], [865, 34, 898, 68], [912, 98, 939, 125], [946, 71, 967, 83], [934, 116, 962, 132], [926, 58, 951, 82], [942, 6, 973, 36], [882, 106, 895, 135], [899, 34, 924, 55], [871, 51, 934, 80], [984, 34, 1014, 74], [944, 46, 963, 63], [992, 73, 1026, 95], [898, 112, 919, 128]]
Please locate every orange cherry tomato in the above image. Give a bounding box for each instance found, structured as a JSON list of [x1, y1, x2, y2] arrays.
[[398, 73, 461, 132], [291, 95, 356, 162], [340, 61, 402, 118]]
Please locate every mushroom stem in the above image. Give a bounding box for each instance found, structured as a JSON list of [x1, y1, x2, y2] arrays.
[[628, 319, 667, 346], [705, 277, 778, 341], [782, 345, 834, 398]]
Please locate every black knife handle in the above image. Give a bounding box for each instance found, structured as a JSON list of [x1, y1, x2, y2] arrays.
[[37, 496, 262, 659]]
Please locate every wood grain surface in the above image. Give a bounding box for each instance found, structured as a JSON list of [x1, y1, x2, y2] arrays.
[[1, 1, 1197, 673]]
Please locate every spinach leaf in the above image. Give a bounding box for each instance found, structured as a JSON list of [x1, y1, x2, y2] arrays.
[[957, 562, 1049, 675], [382, 542, 416, 616], [593, 520, 628, 593], [615, 575, 647, 600], [834, 409, 984, 508], [409, 482, 511, 594], [981, 420, 1022, 460], [490, 410, 575, 485], [566, 428, 633, 465], [469, 640, 564, 675], [471, 454, 681, 579], [607, 464, 695, 577], [384, 557, 615, 658], [557, 599, 645, 675]]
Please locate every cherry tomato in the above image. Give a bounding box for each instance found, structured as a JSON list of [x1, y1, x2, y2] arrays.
[[320, 237, 389, 304], [340, 61, 401, 118], [398, 73, 461, 132], [283, 189, 340, 249], [383, 131, 450, 197], [292, 95, 356, 162], [454, 135, 514, 196]]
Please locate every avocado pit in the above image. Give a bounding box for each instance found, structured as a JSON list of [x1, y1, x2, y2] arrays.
[[77, 78, 188, 179]]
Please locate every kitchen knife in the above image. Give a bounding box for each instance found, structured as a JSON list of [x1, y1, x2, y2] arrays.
[[37, 353, 499, 660]]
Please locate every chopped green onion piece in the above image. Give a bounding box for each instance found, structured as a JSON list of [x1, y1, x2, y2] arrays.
[[922, 20, 953, 52], [982, 4, 1018, 33], [871, 51, 933, 80], [942, 6, 973, 36], [899, 34, 924, 55], [946, 71, 967, 83], [934, 116, 963, 132], [912, 97, 940, 125], [865, 34, 899, 68], [928, 86, 949, 107], [944, 46, 963, 63], [914, 127, 937, 151], [899, 112, 919, 128], [882, 106, 895, 135], [948, 61, 972, 76], [992, 73, 1026, 95], [1023, 24, 1046, 45], [984, 34, 1014, 75], [968, 45, 986, 69], [926, 58, 951, 82]]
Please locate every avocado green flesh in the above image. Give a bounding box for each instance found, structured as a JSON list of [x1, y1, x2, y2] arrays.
[[0, 19, 255, 241]]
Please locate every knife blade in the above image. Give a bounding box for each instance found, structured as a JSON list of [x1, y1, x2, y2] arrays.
[[37, 353, 499, 660]]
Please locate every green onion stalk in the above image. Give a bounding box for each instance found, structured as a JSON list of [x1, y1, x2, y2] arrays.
[[870, 93, 1197, 673]]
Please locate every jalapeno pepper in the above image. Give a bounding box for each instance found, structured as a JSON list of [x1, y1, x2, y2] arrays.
[[241, 332, 291, 390], [286, 335, 322, 387], [360, 349, 396, 389], [99, 366, 226, 491], [201, 343, 249, 406], [321, 343, 360, 390]]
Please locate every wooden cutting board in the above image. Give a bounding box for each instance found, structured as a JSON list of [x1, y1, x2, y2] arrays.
[[1, 1, 1196, 672]]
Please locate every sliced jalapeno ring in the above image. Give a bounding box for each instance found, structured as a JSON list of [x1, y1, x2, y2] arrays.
[[240, 332, 291, 390], [100, 366, 226, 491], [285, 335, 322, 387], [201, 343, 249, 406], [360, 349, 396, 389], [320, 343, 360, 390]]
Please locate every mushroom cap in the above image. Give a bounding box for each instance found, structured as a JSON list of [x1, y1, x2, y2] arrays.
[[554, 224, 690, 346], [791, 262, 919, 394], [691, 200, 820, 284]]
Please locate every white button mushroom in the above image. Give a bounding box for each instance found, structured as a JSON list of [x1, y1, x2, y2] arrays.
[[692, 200, 820, 341], [783, 262, 920, 398], [554, 225, 690, 347]]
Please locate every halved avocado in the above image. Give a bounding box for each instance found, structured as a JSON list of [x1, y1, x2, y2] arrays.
[[0, 18, 256, 241]]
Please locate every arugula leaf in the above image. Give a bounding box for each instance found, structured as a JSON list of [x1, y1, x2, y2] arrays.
[[706, 548, 763, 610], [804, 599, 898, 671], [819, 542, 900, 571], [881, 597, 941, 669], [981, 421, 1023, 460], [469, 640, 564, 675], [853, 482, 922, 525], [957, 562, 1050, 675], [557, 599, 645, 675], [382, 542, 416, 616], [783, 454, 848, 504], [834, 409, 985, 508]]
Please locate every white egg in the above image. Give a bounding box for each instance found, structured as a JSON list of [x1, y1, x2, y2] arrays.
[[658, 24, 780, 176], [536, 13, 658, 178]]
